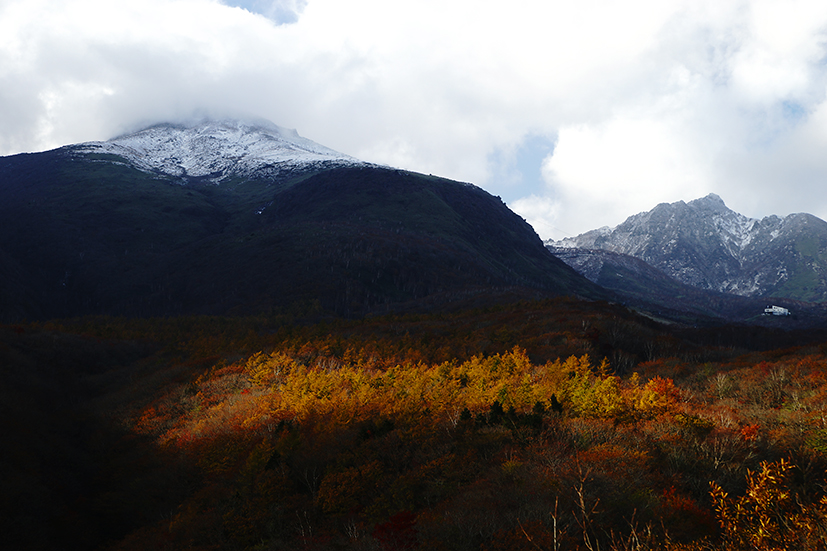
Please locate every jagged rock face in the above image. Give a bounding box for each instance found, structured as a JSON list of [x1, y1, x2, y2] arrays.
[[549, 194, 827, 302]]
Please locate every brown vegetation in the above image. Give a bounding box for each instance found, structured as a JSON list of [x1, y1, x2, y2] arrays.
[[5, 298, 827, 550]]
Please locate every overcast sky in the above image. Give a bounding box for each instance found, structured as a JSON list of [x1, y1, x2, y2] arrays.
[[3, 0, 827, 239]]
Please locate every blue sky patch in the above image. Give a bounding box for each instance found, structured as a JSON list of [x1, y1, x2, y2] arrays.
[[220, 0, 306, 25], [781, 100, 806, 124], [487, 134, 556, 203]]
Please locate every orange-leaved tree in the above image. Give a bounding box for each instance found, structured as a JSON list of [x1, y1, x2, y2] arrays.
[[709, 458, 827, 550]]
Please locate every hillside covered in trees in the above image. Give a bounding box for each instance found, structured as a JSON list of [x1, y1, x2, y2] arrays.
[[6, 299, 827, 550]]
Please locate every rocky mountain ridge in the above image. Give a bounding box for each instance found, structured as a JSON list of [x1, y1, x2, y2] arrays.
[[547, 194, 827, 303]]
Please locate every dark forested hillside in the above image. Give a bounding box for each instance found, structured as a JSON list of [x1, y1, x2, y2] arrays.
[[0, 149, 601, 321]]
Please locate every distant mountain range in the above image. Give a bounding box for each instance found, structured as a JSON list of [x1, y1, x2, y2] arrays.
[[0, 118, 601, 322], [7, 119, 827, 326], [546, 194, 827, 315]]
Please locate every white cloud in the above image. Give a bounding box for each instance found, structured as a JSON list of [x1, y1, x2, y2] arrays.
[[2, 0, 827, 239], [509, 0, 827, 238], [511, 194, 564, 241], [537, 116, 712, 238]]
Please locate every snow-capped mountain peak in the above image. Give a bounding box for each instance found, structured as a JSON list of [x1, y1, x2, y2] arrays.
[[74, 118, 364, 182], [546, 194, 827, 301]]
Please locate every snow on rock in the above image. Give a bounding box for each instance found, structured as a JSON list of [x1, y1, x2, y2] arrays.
[[74, 118, 365, 182], [545, 193, 827, 300], [549, 226, 612, 249]]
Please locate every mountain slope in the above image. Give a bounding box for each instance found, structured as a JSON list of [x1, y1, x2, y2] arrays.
[[549, 194, 827, 303], [547, 245, 821, 326], [0, 120, 603, 321]]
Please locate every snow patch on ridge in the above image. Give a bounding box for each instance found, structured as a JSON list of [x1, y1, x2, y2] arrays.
[[74, 118, 365, 182], [712, 210, 757, 257], [553, 226, 612, 249]]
